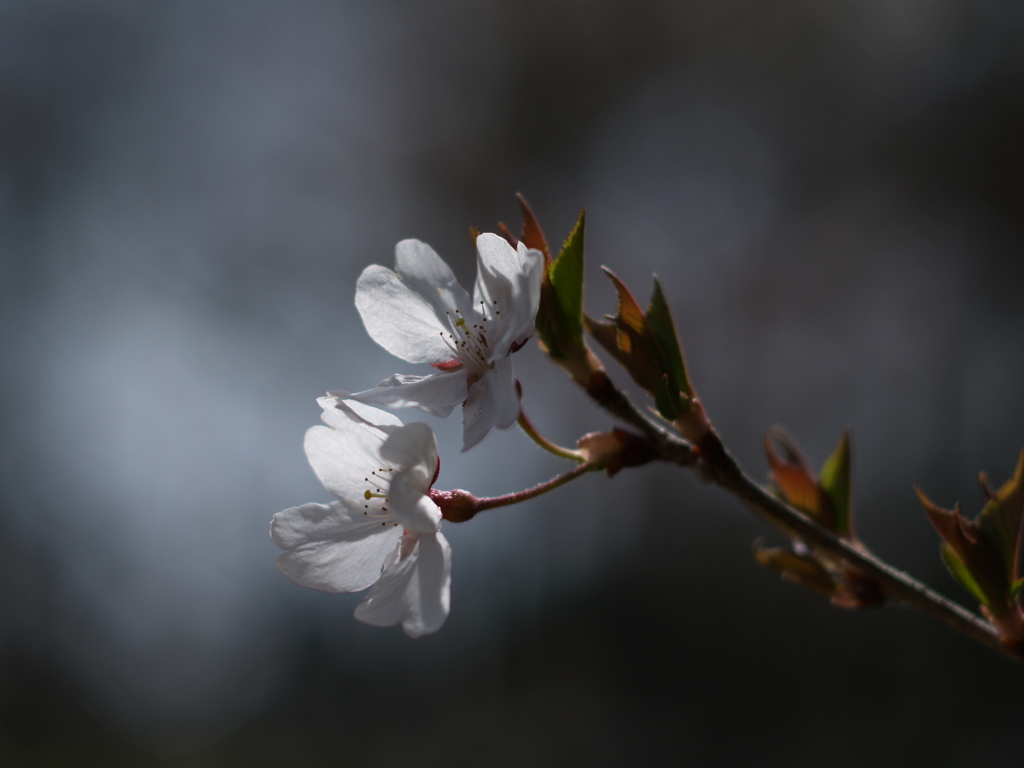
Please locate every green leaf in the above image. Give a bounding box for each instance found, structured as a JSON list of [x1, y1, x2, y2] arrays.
[[1011, 577, 1024, 601], [941, 544, 991, 606], [919, 488, 1010, 611], [654, 374, 680, 421], [819, 430, 852, 538], [549, 209, 586, 342], [976, 449, 1024, 584], [754, 546, 837, 600], [645, 276, 692, 398], [584, 269, 664, 394], [764, 431, 827, 520]]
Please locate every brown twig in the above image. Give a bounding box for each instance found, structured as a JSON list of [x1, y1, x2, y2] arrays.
[[583, 369, 1020, 662], [584, 370, 695, 456]]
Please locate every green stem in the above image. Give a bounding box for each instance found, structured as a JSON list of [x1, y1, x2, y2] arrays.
[[517, 407, 585, 463]]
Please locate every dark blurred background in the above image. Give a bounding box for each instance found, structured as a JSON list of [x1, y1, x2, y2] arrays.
[[1, 1, 1023, 765]]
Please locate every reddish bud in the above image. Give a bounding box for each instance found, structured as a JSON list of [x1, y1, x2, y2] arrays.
[[430, 488, 480, 523]]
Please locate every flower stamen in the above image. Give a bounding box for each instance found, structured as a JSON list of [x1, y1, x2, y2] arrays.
[[362, 468, 398, 522], [442, 308, 494, 372]]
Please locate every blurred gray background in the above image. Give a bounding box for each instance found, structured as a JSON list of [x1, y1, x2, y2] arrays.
[[1, 0, 1023, 765]]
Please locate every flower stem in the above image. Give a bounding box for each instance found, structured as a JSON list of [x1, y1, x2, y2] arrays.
[[517, 403, 586, 463], [474, 462, 595, 512]]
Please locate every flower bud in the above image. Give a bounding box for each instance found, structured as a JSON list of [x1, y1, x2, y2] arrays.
[[577, 431, 625, 468], [430, 488, 481, 523], [578, 429, 654, 477]]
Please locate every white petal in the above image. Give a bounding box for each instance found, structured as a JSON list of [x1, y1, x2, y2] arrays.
[[459, 357, 519, 451], [472, 235, 518, 323], [379, 421, 438, 471], [353, 531, 452, 637], [342, 371, 468, 418], [271, 502, 403, 593], [314, 398, 394, 458], [388, 470, 441, 533], [513, 242, 544, 344], [380, 422, 441, 533], [317, 396, 403, 442], [473, 235, 544, 356], [494, 243, 543, 355], [355, 265, 452, 363], [356, 239, 473, 364], [317, 393, 405, 430], [473, 233, 522, 302], [393, 239, 473, 315], [487, 355, 521, 429], [304, 423, 382, 502]]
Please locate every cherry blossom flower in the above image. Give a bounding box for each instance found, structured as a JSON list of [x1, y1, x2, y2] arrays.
[[270, 396, 451, 637], [344, 233, 543, 451]]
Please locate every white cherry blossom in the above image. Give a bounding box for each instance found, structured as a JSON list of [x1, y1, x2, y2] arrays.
[[344, 233, 543, 451], [270, 396, 451, 638]]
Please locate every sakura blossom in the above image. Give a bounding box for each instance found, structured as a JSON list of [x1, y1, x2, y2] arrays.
[[270, 397, 451, 638], [344, 234, 543, 450]]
